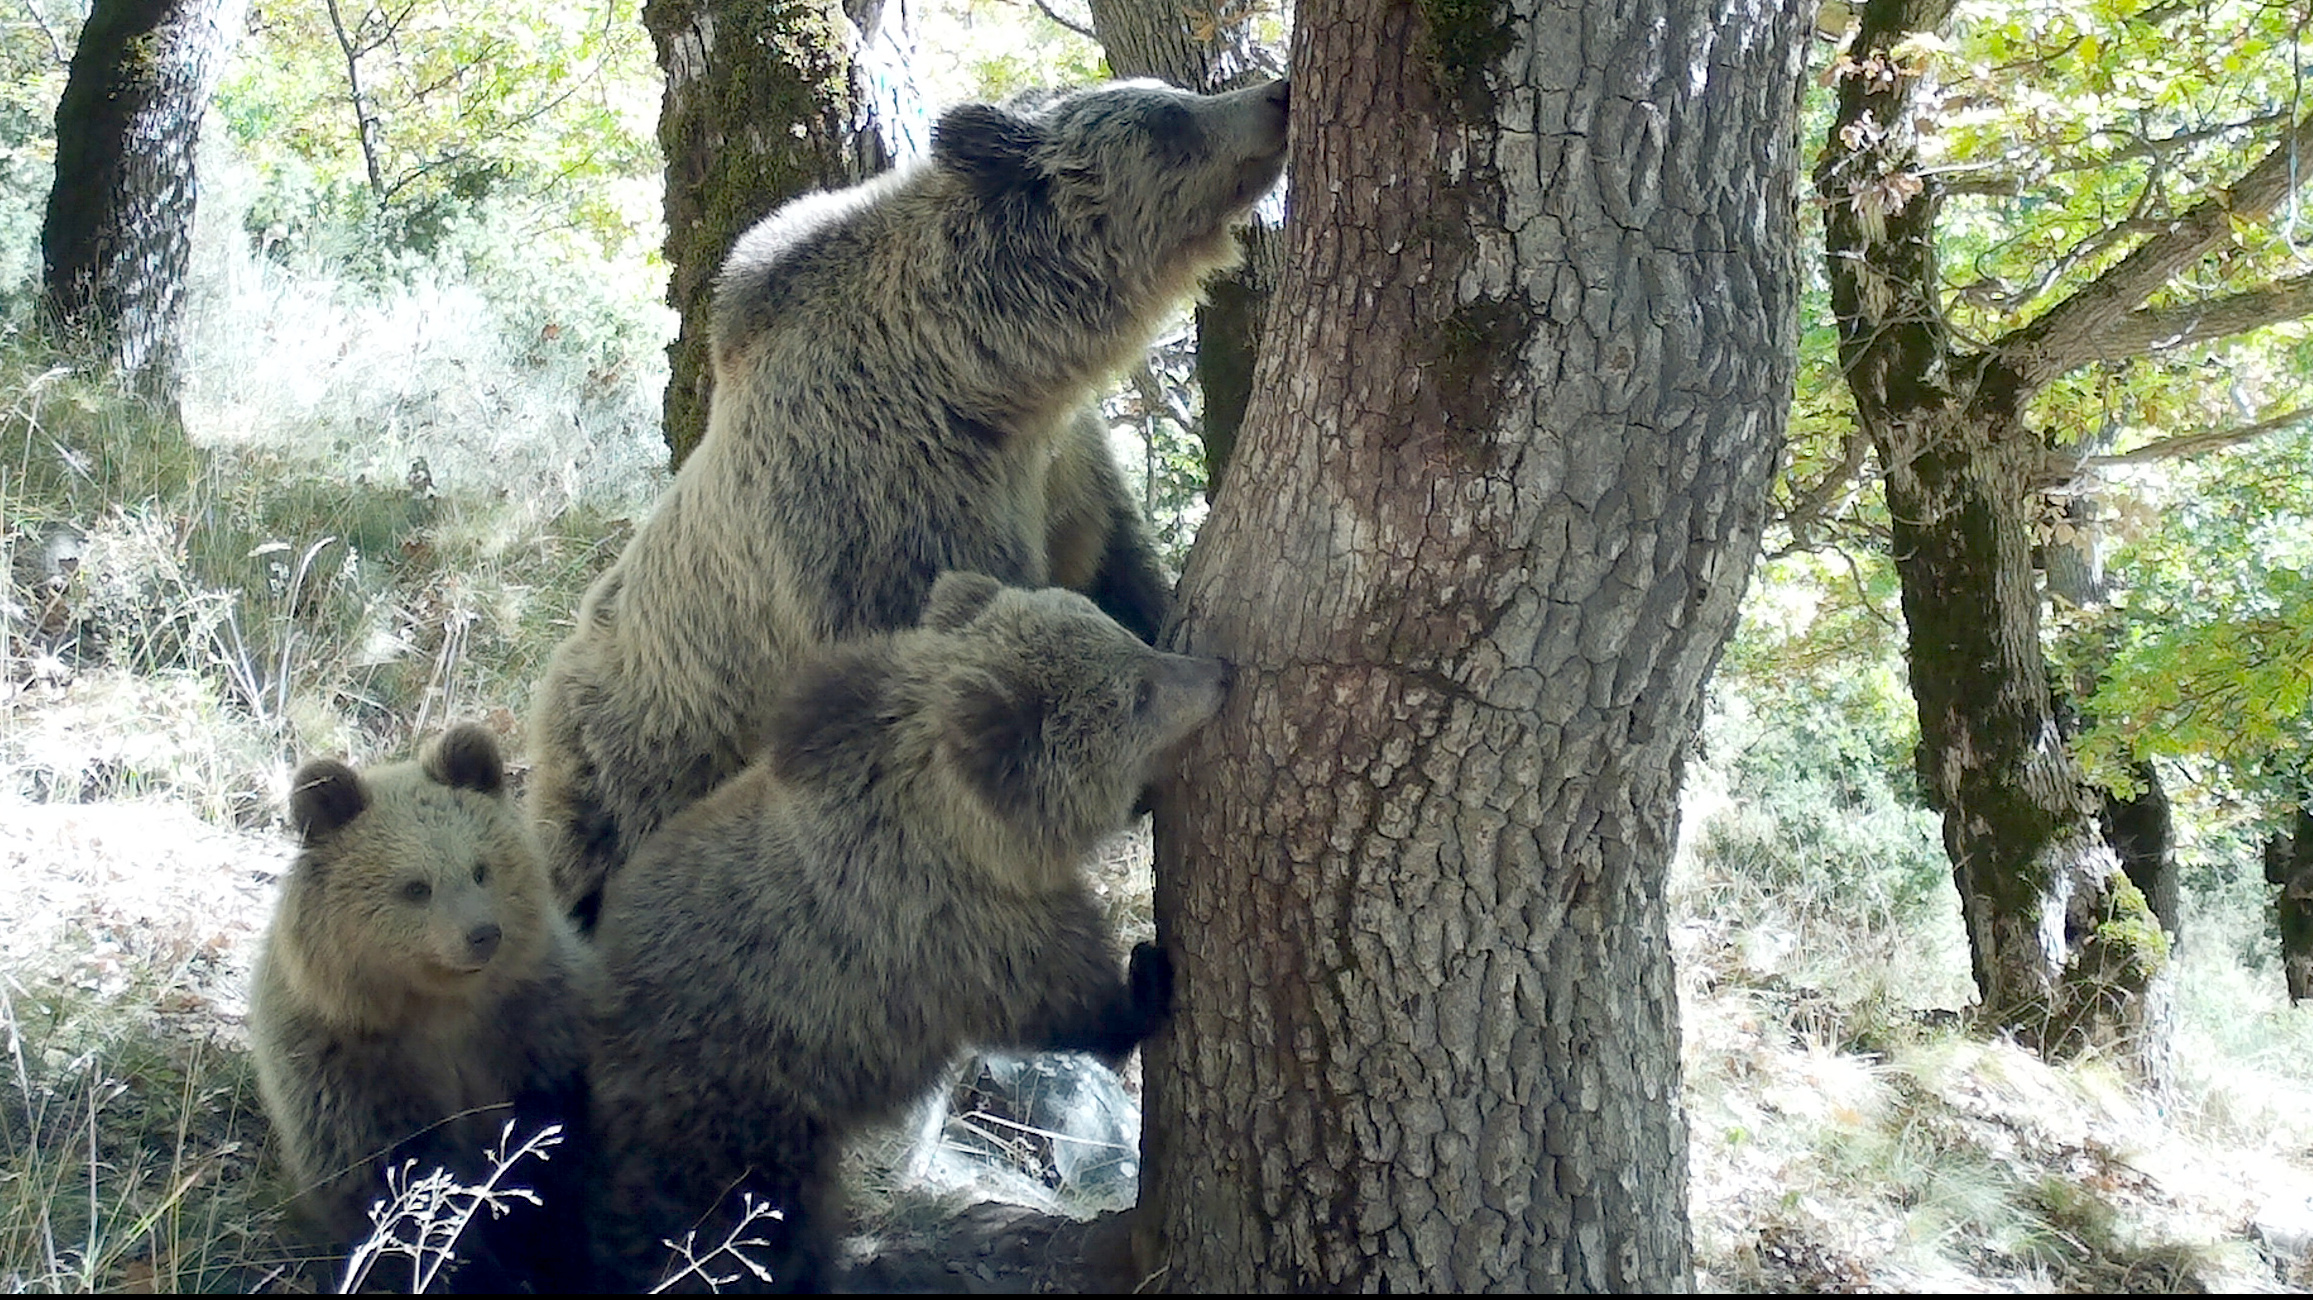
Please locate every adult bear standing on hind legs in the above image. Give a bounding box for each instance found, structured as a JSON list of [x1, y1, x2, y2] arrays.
[[527, 77, 1290, 927]]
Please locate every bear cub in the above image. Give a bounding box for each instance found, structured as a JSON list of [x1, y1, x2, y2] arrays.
[[586, 572, 1231, 1291], [249, 723, 600, 1292], [528, 77, 1289, 928]]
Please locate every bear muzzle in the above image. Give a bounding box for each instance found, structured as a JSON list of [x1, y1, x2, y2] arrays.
[[460, 921, 504, 970], [1204, 77, 1291, 199], [1146, 651, 1232, 750]]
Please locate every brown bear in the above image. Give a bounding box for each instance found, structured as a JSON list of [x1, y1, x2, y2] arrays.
[[584, 572, 1229, 1291], [527, 77, 1290, 928], [248, 723, 600, 1292]]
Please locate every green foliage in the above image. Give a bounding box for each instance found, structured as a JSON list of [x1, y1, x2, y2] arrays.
[[1101, 318, 1210, 574], [0, 0, 79, 297], [1699, 659, 1949, 933], [213, 0, 659, 265], [1927, 0, 2307, 341], [2075, 422, 2313, 801], [913, 0, 1105, 102]]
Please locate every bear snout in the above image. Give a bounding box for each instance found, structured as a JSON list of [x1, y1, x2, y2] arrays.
[[464, 921, 503, 967], [1146, 651, 1231, 746]]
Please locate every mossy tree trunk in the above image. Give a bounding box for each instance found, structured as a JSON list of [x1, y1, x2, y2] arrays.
[[1814, 0, 2313, 1062], [1083, 0, 1276, 497], [647, 0, 887, 468], [1140, 0, 1808, 1286], [43, 0, 245, 401]]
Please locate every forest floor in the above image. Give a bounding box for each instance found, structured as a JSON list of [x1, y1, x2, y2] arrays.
[[5, 754, 2313, 1292]]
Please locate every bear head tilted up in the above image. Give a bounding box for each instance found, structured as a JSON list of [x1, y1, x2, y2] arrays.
[[528, 78, 1287, 929]]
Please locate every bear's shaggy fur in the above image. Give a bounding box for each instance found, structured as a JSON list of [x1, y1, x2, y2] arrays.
[[528, 78, 1289, 927], [585, 573, 1230, 1290], [249, 724, 600, 1291]]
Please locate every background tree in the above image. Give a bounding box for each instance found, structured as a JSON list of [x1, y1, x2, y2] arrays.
[[1814, 0, 2313, 1060], [224, 0, 655, 257], [648, 0, 892, 465], [43, 0, 246, 398], [1140, 0, 1809, 1286], [1083, 0, 1279, 493]]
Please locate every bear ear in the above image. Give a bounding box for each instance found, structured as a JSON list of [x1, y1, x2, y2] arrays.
[[922, 571, 1004, 631], [289, 759, 367, 841], [945, 677, 1046, 821], [933, 103, 1044, 196], [424, 723, 505, 796], [765, 642, 896, 787]]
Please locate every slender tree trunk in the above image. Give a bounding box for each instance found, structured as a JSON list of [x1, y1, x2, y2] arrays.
[[645, 0, 888, 467], [2047, 494, 2182, 943], [1819, 0, 2168, 1062], [2266, 809, 2313, 1006], [318, 0, 384, 198], [1084, 0, 1275, 496], [43, 0, 245, 399], [1141, 0, 1807, 1287]]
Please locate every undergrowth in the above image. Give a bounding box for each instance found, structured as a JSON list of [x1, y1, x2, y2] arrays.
[[0, 973, 287, 1291], [1678, 622, 2313, 1292]]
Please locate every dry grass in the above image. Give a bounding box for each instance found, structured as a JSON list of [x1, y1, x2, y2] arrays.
[[1674, 688, 2313, 1294]]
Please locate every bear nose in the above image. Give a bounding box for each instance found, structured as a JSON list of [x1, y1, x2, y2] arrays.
[[466, 922, 503, 965], [1267, 78, 1290, 116]]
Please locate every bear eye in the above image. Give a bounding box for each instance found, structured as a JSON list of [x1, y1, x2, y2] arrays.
[[472, 860, 488, 886], [401, 880, 432, 904], [1133, 679, 1156, 716], [1147, 101, 1203, 164]]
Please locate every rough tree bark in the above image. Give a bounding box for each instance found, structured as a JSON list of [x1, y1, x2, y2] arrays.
[[1141, 0, 1808, 1288], [1083, 0, 1276, 495], [43, 0, 246, 399], [646, 0, 888, 467], [2046, 496, 2181, 943], [1817, 0, 2313, 1059]]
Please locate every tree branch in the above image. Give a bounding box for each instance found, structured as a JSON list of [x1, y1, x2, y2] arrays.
[[17, 0, 70, 67], [1998, 111, 2313, 391], [1939, 112, 2293, 196], [2051, 272, 2313, 370], [2086, 403, 2313, 468], [1013, 0, 1097, 40]]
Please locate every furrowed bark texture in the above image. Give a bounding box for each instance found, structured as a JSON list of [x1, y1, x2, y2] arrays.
[[1818, 0, 2172, 1058], [646, 0, 883, 467], [43, 0, 244, 397], [1143, 0, 1807, 1288]]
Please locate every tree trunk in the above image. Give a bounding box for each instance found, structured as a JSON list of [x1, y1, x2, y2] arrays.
[[1141, 0, 1807, 1287], [1084, 0, 1276, 496], [2047, 494, 2183, 944], [1818, 0, 2168, 1062], [646, 0, 888, 467], [43, 0, 245, 399], [2103, 763, 2179, 940], [2266, 809, 2313, 1006]]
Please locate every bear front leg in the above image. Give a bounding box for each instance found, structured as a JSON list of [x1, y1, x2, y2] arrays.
[[1029, 942, 1172, 1069], [989, 890, 1176, 1069]]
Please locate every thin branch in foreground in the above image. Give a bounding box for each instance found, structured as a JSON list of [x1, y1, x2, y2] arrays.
[[649, 1195, 784, 1293], [335, 1122, 563, 1295]]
